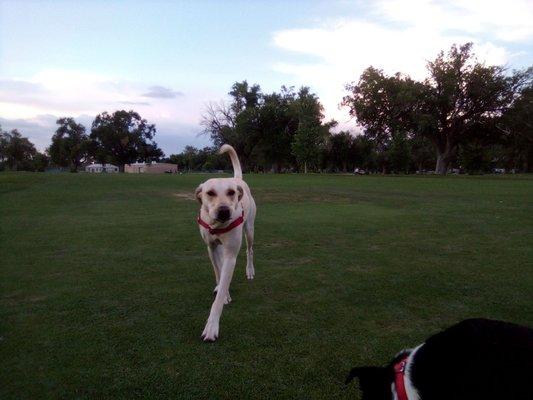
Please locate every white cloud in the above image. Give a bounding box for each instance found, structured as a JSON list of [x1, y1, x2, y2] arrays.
[[0, 70, 191, 120], [0, 69, 216, 153], [272, 0, 532, 128], [374, 0, 533, 42]]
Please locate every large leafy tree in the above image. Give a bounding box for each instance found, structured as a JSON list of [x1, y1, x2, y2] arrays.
[[89, 110, 162, 171], [343, 43, 531, 174], [422, 43, 530, 173], [342, 67, 423, 173], [343, 67, 422, 144], [0, 128, 37, 171], [48, 117, 90, 172]]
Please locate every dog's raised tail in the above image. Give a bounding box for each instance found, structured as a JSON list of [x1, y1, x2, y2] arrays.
[[219, 144, 242, 179]]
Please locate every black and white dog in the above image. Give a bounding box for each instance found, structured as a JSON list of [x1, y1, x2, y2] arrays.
[[346, 318, 533, 400]]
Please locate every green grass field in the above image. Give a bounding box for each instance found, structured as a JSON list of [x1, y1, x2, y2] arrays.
[[1, 172, 532, 399]]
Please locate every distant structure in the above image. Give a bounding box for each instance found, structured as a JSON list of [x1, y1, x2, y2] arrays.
[[125, 162, 178, 174], [85, 163, 119, 173]]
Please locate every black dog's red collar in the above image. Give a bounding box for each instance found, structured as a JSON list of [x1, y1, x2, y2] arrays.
[[198, 211, 244, 235], [394, 355, 409, 400]]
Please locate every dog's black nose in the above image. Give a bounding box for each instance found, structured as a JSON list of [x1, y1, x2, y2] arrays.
[[217, 206, 231, 222]]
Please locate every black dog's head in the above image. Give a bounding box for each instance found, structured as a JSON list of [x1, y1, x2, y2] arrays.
[[345, 366, 393, 400], [346, 351, 411, 400]]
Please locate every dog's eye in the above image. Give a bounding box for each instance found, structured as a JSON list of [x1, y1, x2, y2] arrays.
[[207, 190, 216, 197], [227, 189, 235, 196]]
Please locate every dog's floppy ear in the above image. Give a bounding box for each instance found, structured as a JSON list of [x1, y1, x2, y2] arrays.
[[237, 185, 243, 201], [195, 185, 203, 204], [346, 367, 374, 385], [345, 366, 391, 399], [345, 366, 388, 384]]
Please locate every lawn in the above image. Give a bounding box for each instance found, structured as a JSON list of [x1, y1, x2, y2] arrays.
[[1, 172, 532, 399]]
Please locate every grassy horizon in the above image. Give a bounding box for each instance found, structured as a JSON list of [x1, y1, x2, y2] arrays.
[[1, 172, 532, 399]]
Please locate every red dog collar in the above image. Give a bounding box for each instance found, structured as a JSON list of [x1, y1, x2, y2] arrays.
[[393, 355, 409, 400], [198, 210, 244, 235]]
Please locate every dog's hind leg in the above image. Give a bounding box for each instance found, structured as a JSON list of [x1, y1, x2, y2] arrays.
[[244, 221, 255, 280]]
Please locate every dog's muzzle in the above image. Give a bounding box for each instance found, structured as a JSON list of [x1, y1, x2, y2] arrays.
[[216, 206, 231, 222]]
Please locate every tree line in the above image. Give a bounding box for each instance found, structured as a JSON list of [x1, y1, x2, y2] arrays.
[[196, 43, 532, 174], [0, 110, 163, 172], [1, 43, 531, 174]]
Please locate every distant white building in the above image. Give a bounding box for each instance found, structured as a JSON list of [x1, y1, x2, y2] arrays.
[[85, 163, 119, 173], [125, 162, 178, 174]]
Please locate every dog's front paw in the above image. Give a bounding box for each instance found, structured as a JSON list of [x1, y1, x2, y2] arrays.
[[246, 266, 255, 280], [201, 320, 219, 342], [224, 293, 232, 304]]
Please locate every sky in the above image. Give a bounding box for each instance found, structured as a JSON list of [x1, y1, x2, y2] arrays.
[[1, 0, 532, 155]]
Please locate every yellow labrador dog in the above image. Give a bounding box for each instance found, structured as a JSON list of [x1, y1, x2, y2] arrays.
[[195, 144, 256, 342]]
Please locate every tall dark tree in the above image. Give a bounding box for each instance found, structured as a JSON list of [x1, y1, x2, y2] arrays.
[[202, 82, 332, 172], [0, 128, 37, 171], [409, 135, 436, 172], [388, 133, 411, 173], [32, 152, 50, 172], [351, 135, 377, 171], [290, 87, 333, 173], [181, 145, 199, 171], [497, 83, 533, 171], [329, 131, 353, 172], [48, 117, 90, 172], [89, 110, 162, 172], [167, 152, 187, 170], [0, 126, 8, 166], [253, 87, 297, 172], [201, 81, 261, 168], [457, 140, 492, 173]]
